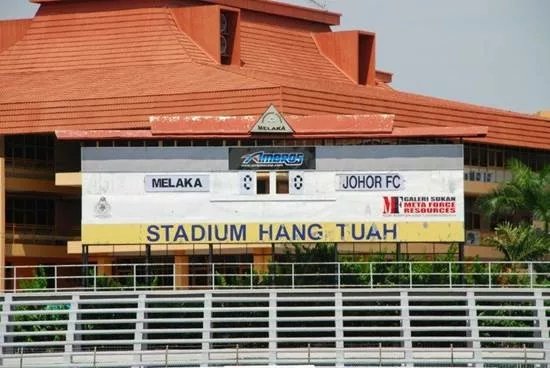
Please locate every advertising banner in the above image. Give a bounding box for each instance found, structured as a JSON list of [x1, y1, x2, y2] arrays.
[[81, 145, 464, 244], [228, 147, 316, 170]]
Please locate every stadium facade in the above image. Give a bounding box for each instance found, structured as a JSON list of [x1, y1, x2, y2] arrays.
[[0, 0, 549, 290]]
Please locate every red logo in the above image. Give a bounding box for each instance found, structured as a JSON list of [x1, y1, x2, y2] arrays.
[[383, 196, 400, 214]]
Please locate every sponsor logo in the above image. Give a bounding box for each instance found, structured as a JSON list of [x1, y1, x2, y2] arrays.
[[240, 151, 305, 168], [383, 196, 457, 216]]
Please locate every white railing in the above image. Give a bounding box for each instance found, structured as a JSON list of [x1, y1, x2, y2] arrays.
[[4, 261, 550, 293], [0, 289, 549, 367]]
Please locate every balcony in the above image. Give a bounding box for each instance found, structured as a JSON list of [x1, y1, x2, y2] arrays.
[[5, 223, 80, 246], [5, 157, 54, 181]]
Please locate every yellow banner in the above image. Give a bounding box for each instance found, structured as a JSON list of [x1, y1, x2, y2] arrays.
[[82, 222, 465, 244]]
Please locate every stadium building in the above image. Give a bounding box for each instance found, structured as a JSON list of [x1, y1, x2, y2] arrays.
[[0, 0, 549, 290]]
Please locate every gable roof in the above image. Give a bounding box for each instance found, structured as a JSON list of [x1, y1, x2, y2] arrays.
[[1, 0, 549, 150]]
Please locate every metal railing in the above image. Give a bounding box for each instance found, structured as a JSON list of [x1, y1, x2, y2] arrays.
[[0, 289, 549, 367], [4, 261, 550, 293]]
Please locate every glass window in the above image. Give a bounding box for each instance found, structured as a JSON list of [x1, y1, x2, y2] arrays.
[[465, 196, 481, 230], [5, 134, 55, 164], [6, 196, 55, 226]]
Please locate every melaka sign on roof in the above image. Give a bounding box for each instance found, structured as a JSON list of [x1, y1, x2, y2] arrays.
[[250, 104, 294, 134]]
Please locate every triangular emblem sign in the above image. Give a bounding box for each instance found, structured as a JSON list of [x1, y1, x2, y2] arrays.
[[250, 104, 294, 134]]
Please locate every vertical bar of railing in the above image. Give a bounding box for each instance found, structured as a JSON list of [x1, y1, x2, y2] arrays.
[[13, 266, 17, 292], [409, 262, 412, 288], [291, 263, 295, 289], [378, 342, 382, 367], [369, 263, 373, 288], [54, 265, 58, 292], [250, 263, 253, 289], [211, 263, 215, 290], [529, 262, 534, 288], [488, 263, 492, 288], [93, 265, 97, 292], [133, 264, 137, 291], [449, 261, 452, 288], [173, 264, 176, 291], [337, 263, 341, 289]]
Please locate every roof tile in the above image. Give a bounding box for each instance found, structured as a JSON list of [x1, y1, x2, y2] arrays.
[[0, 0, 548, 150]]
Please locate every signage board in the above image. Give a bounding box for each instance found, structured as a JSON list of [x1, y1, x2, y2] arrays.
[[81, 145, 464, 244], [145, 175, 209, 192], [228, 147, 316, 170], [336, 173, 404, 191]]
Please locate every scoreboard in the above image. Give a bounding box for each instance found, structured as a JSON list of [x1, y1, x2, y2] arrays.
[[81, 145, 464, 245]]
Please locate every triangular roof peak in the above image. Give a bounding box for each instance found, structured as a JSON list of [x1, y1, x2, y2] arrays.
[[30, 0, 341, 26]]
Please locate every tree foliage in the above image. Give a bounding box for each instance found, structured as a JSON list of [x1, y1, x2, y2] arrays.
[[478, 158, 550, 233], [483, 222, 550, 262]]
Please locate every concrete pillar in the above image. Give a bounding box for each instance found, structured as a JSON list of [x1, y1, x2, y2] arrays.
[[0, 136, 5, 292], [96, 256, 113, 276], [174, 255, 189, 289], [252, 247, 270, 273]]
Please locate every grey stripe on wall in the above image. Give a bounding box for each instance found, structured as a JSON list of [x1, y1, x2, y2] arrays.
[[82, 147, 228, 172], [82, 144, 463, 172], [317, 145, 463, 171]]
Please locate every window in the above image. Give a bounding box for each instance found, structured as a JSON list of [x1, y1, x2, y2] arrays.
[[256, 171, 270, 194], [6, 196, 55, 226], [276, 171, 289, 194], [465, 196, 481, 230], [5, 134, 54, 162]]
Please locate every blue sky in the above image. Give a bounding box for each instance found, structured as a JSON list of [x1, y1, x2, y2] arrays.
[[1, 0, 549, 114]]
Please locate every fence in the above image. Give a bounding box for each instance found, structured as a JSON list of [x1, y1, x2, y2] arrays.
[[0, 289, 549, 367], [4, 261, 550, 292]]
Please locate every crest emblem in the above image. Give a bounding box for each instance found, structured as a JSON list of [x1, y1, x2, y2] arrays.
[[250, 104, 294, 134], [94, 196, 111, 218]]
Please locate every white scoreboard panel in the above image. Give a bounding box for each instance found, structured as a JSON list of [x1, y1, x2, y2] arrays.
[[82, 145, 464, 244]]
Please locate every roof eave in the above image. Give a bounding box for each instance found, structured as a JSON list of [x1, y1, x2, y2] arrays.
[[55, 125, 488, 141]]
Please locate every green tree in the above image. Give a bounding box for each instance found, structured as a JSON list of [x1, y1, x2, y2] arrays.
[[478, 158, 550, 233], [483, 222, 550, 262]]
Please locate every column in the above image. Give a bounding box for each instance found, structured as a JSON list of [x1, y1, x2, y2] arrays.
[[96, 256, 113, 277], [252, 247, 270, 274], [0, 136, 5, 292], [174, 255, 189, 289]]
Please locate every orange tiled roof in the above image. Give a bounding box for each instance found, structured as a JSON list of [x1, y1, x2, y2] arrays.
[[1, 0, 549, 150], [0, 19, 32, 53]]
